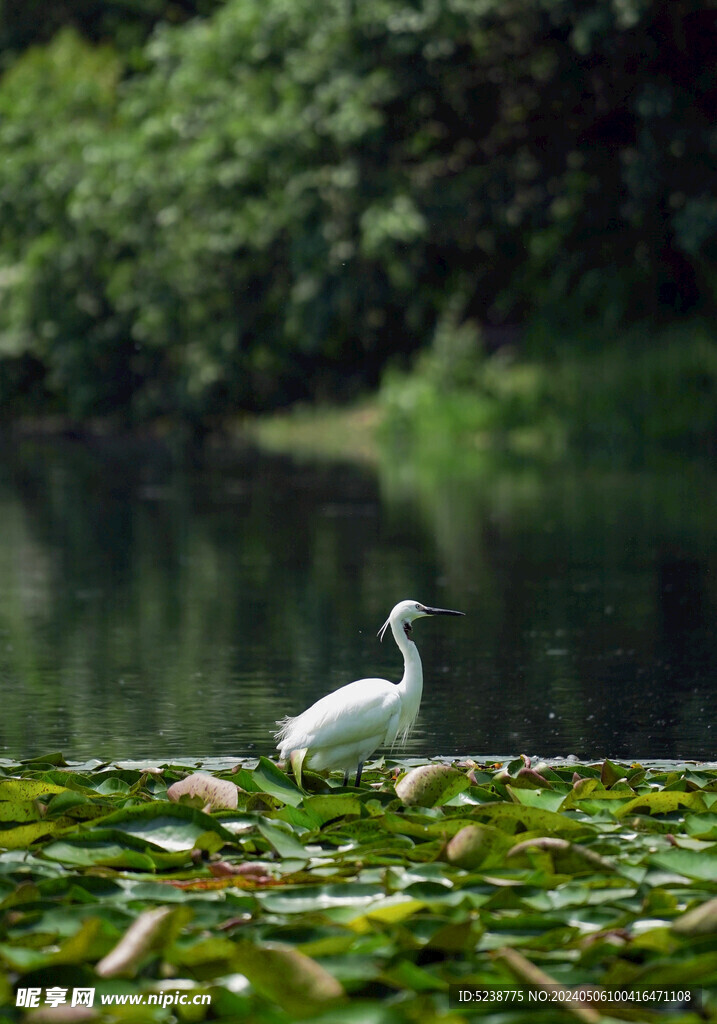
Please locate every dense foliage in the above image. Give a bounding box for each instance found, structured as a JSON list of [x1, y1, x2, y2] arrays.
[[1, 0, 717, 427], [0, 0, 222, 67], [2, 754, 717, 1021]]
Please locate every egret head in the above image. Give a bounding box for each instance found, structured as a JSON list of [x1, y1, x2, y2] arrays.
[[378, 600, 464, 642]]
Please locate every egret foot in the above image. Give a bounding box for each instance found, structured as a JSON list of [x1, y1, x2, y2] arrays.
[[342, 763, 364, 787]]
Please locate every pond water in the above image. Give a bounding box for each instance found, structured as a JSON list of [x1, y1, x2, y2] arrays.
[[0, 435, 715, 763]]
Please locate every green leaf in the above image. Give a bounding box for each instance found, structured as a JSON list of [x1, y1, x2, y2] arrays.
[[303, 794, 364, 824], [45, 789, 102, 818], [0, 778, 68, 804], [600, 758, 628, 788], [615, 790, 708, 818], [231, 940, 344, 1016], [444, 823, 512, 869], [261, 883, 384, 915], [2, 754, 717, 1015], [95, 777, 132, 795], [685, 812, 717, 839], [253, 757, 304, 807], [257, 820, 309, 860], [85, 802, 237, 850], [50, 916, 116, 965], [650, 848, 717, 881], [19, 752, 69, 767], [472, 802, 591, 837], [380, 811, 476, 840], [673, 896, 717, 936], [395, 764, 469, 807], [381, 960, 446, 991], [559, 777, 600, 809], [0, 943, 53, 971], [506, 786, 566, 812], [347, 895, 425, 933], [167, 934, 239, 971], [0, 818, 75, 849], [626, 950, 717, 988], [506, 837, 615, 875], [41, 837, 160, 870]]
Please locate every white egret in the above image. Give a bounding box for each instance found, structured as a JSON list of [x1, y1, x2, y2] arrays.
[[275, 600, 464, 786]]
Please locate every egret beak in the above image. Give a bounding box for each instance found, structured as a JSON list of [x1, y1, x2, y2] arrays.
[[422, 606, 465, 617]]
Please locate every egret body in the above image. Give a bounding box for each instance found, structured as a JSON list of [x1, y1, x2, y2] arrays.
[[275, 600, 464, 786]]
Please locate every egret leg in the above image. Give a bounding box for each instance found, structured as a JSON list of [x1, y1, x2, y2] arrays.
[[355, 762, 364, 787], [342, 770, 349, 787]]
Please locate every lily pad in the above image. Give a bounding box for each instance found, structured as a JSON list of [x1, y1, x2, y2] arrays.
[[231, 940, 345, 1016], [0, 755, 716, 1022], [253, 757, 304, 807]]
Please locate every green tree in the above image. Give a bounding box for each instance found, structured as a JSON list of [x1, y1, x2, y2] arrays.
[[0, 30, 123, 416], [1, 0, 717, 426], [0, 0, 223, 67]]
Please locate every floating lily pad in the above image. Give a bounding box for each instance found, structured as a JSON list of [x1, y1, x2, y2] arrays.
[[0, 755, 715, 1022]]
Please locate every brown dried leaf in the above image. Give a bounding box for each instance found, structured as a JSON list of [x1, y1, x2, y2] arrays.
[[95, 906, 178, 977], [209, 860, 273, 882]]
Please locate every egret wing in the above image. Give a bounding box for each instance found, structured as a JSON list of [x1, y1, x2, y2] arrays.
[[276, 678, 400, 755]]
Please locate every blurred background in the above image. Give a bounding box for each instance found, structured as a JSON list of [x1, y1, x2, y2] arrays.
[[0, 0, 715, 762]]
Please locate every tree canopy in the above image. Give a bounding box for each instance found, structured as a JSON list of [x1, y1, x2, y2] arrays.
[[1, 0, 716, 426]]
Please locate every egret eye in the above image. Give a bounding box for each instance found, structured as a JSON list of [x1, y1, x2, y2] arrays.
[[415, 603, 421, 610]]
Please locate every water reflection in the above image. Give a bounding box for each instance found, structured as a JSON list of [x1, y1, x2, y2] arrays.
[[0, 436, 714, 761]]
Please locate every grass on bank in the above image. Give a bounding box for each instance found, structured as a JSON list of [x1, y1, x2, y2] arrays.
[[247, 400, 382, 462], [249, 323, 717, 468]]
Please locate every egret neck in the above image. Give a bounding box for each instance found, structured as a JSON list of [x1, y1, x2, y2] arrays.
[[392, 616, 423, 740]]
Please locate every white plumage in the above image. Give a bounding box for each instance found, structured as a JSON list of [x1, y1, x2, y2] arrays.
[[275, 599, 464, 786]]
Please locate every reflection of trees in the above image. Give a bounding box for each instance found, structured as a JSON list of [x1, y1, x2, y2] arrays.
[[389, 459, 717, 759], [1, 441, 715, 761], [0, 441, 429, 758]]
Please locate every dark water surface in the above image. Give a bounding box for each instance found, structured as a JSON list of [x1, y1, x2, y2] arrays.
[[1, 436, 715, 762]]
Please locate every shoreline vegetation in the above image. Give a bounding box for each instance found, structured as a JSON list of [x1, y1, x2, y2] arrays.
[[9, 320, 717, 472], [2, 2, 717, 457], [251, 320, 717, 469]]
